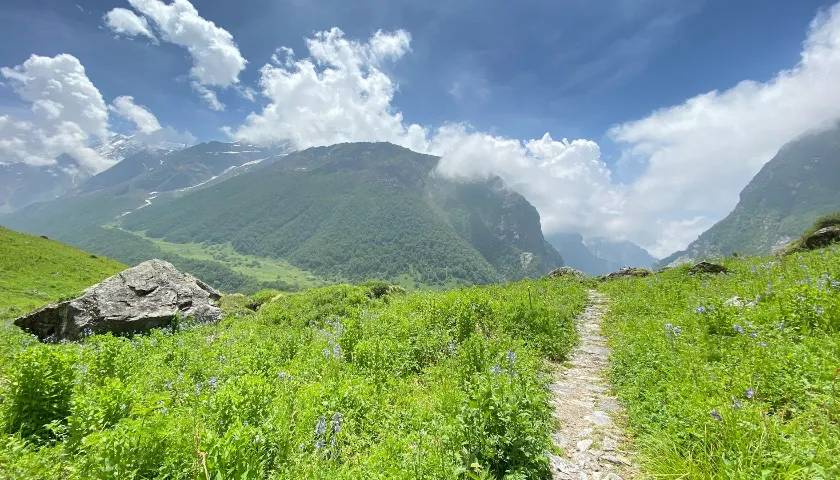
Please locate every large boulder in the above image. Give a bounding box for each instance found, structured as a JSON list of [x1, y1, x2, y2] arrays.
[[801, 225, 840, 250], [688, 261, 729, 275], [14, 259, 221, 342]]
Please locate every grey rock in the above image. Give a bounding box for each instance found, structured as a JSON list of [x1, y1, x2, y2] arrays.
[[802, 225, 840, 250], [547, 266, 586, 279], [600, 267, 652, 280], [688, 261, 729, 275], [14, 259, 221, 342]]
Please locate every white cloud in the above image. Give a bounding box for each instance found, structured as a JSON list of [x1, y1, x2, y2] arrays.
[[110, 95, 161, 134], [231, 28, 428, 151], [230, 4, 840, 258], [0, 53, 110, 172], [104, 0, 246, 109], [608, 1, 840, 256], [103, 7, 156, 41]]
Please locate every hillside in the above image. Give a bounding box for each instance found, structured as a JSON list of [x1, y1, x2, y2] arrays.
[[0, 226, 124, 321], [117, 142, 563, 286], [661, 123, 840, 265]]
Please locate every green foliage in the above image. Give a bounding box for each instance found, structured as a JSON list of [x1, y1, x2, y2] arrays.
[[601, 244, 840, 478], [0, 272, 587, 478]]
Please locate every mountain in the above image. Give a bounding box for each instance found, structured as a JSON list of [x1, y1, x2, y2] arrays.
[[0, 134, 149, 213], [547, 233, 657, 275], [81, 141, 281, 194], [118, 142, 562, 286], [661, 123, 840, 266], [547, 233, 612, 275], [4, 141, 561, 288]]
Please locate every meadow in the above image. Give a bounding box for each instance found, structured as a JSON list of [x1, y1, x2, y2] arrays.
[[0, 229, 587, 479], [601, 244, 840, 478]]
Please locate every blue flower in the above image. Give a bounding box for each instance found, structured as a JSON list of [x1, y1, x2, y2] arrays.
[[710, 409, 722, 421], [490, 364, 502, 375], [733, 324, 745, 335], [694, 306, 707, 314], [745, 388, 755, 400], [207, 377, 218, 389], [506, 350, 517, 365]]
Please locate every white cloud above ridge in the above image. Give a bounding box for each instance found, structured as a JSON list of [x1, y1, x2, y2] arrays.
[[233, 2, 840, 257], [104, 0, 247, 110], [110, 95, 161, 134]]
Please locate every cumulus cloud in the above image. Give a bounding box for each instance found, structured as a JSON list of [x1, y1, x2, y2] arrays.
[[0, 53, 110, 172], [231, 28, 427, 151], [230, 3, 840, 258], [103, 7, 156, 41], [104, 0, 246, 109], [608, 1, 840, 255], [110, 95, 161, 134]]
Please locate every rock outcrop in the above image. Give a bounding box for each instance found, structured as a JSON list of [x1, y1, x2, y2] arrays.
[[14, 259, 221, 342], [546, 266, 586, 278], [600, 267, 653, 280], [801, 225, 840, 250], [689, 261, 729, 275]]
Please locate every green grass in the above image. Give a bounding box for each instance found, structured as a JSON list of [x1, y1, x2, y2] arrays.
[[600, 245, 840, 478], [117, 227, 325, 289], [0, 226, 124, 321], [0, 227, 588, 479]]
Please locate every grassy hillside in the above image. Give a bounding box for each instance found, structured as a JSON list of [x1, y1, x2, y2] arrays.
[[0, 272, 587, 478], [0, 226, 124, 321], [601, 244, 840, 477]]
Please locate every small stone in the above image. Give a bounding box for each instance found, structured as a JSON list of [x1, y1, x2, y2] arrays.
[[587, 410, 611, 426], [577, 438, 593, 452], [603, 454, 632, 466]]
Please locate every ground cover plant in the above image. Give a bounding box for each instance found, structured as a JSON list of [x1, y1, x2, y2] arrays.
[[600, 244, 840, 478], [0, 247, 587, 479]]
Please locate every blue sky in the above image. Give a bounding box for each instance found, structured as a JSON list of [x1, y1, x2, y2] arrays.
[[2, 0, 840, 256]]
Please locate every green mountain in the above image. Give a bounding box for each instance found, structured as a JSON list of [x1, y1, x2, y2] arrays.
[[3, 142, 562, 288], [661, 123, 840, 266]]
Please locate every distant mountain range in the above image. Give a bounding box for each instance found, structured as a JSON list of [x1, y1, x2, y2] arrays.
[[547, 232, 657, 275], [0, 134, 153, 213], [2, 141, 562, 290], [661, 123, 840, 266]]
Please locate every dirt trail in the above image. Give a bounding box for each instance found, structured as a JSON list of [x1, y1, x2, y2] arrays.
[[548, 290, 638, 480]]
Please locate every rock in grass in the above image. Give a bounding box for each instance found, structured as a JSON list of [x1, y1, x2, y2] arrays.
[[689, 261, 729, 275], [14, 259, 221, 342], [546, 266, 585, 278], [601, 267, 653, 280], [801, 225, 840, 250]]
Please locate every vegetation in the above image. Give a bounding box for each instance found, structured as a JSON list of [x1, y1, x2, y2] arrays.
[[600, 243, 840, 478], [0, 227, 587, 478], [783, 211, 840, 254]]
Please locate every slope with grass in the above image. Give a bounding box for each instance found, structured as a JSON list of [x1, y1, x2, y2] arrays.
[[600, 243, 840, 477], [0, 226, 124, 322], [0, 270, 587, 478]]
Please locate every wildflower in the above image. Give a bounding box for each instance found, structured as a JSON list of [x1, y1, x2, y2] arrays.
[[208, 377, 218, 390], [314, 415, 327, 450], [815, 306, 825, 316], [758, 341, 768, 348], [731, 398, 742, 410], [664, 323, 682, 338], [776, 321, 785, 331], [749, 332, 758, 339], [490, 364, 502, 375], [830, 279, 840, 290], [733, 324, 745, 335], [278, 372, 292, 381], [506, 350, 517, 365], [331, 412, 343, 434], [81, 327, 93, 338], [745, 388, 755, 400], [164, 381, 173, 390], [710, 409, 722, 421], [694, 306, 707, 314], [446, 341, 457, 355]]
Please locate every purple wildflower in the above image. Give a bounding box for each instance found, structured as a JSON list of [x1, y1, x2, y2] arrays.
[[695, 306, 707, 314], [745, 388, 755, 400], [733, 324, 745, 335], [710, 409, 722, 421]]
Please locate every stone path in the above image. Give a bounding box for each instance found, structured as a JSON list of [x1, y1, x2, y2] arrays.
[[548, 290, 638, 480]]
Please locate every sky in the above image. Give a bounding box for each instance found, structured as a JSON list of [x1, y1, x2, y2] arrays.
[[1, 0, 839, 257]]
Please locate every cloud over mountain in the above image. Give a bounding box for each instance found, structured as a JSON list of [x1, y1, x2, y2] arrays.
[[110, 95, 161, 134]]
